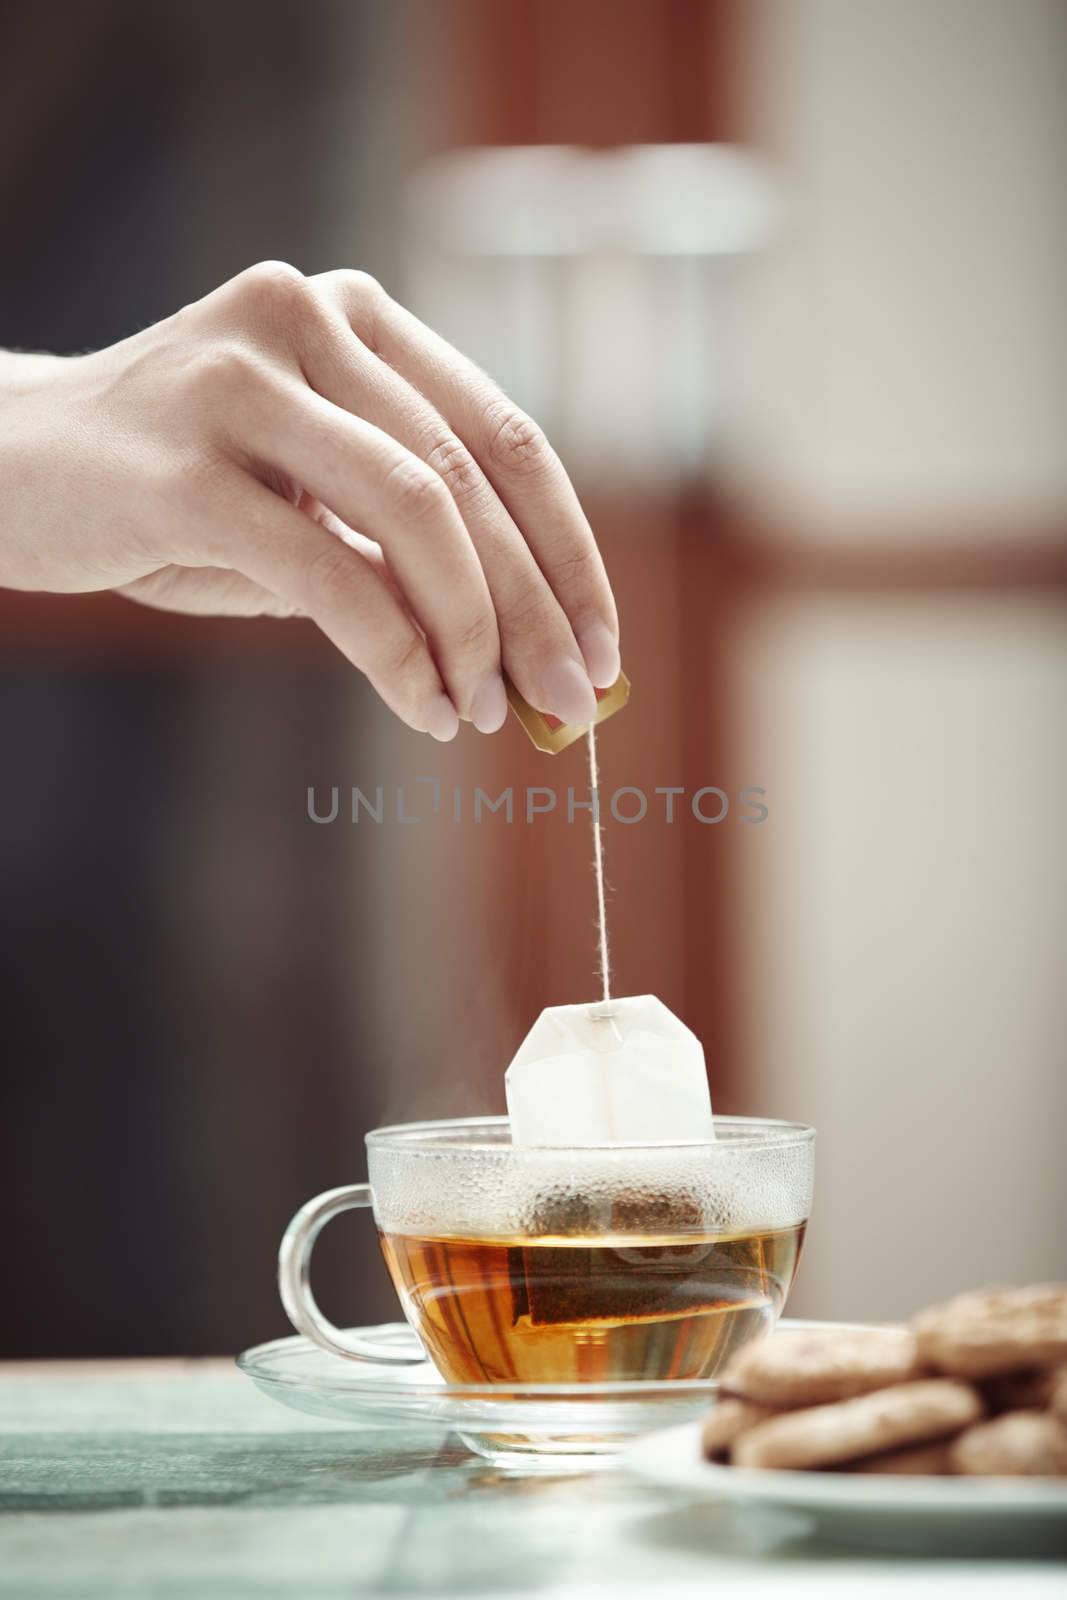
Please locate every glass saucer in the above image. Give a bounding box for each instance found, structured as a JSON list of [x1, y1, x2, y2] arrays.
[[237, 1318, 844, 1472]]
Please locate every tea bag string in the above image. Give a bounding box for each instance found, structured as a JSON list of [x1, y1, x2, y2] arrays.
[[587, 725, 616, 1026]]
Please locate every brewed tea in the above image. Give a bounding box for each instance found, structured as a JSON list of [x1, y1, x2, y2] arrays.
[[380, 1220, 805, 1384]]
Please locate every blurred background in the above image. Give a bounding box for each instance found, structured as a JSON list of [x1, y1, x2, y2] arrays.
[[1, 0, 1064, 1358]]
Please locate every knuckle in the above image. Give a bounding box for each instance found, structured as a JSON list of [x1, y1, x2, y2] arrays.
[[379, 628, 426, 686], [345, 268, 384, 305], [238, 260, 312, 321], [341, 269, 385, 347], [189, 340, 265, 395], [454, 607, 496, 655], [485, 404, 551, 478], [305, 538, 358, 608], [549, 544, 598, 595], [424, 433, 483, 503], [382, 457, 451, 525]]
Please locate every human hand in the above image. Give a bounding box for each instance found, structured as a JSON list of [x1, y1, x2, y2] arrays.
[[0, 262, 620, 740]]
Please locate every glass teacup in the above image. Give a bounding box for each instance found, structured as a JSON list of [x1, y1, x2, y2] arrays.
[[279, 1115, 815, 1384]]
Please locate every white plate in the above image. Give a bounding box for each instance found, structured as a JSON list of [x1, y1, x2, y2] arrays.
[[625, 1420, 1067, 1554]]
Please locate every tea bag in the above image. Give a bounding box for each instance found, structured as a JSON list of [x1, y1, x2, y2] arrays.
[[505, 996, 715, 1328], [505, 995, 714, 1147], [507, 672, 631, 754], [502, 718, 717, 1325]]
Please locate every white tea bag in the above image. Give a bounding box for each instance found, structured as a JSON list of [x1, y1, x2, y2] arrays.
[[506, 995, 714, 1146]]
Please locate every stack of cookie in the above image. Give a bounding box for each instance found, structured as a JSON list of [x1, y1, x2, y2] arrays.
[[703, 1285, 1067, 1477]]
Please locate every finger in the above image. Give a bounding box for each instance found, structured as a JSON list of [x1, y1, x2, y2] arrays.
[[117, 564, 302, 618], [296, 285, 594, 727], [228, 374, 500, 724], [326, 270, 620, 690], [202, 470, 459, 740]]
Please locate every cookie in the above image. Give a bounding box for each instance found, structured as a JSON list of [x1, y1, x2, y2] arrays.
[[982, 1366, 1062, 1413], [701, 1398, 775, 1461], [847, 1440, 955, 1476], [722, 1326, 920, 1408], [732, 1379, 981, 1471], [950, 1411, 1067, 1477], [1051, 1368, 1067, 1423], [913, 1285, 1067, 1379]]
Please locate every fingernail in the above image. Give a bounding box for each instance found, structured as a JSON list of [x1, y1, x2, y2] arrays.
[[470, 673, 508, 734], [540, 657, 598, 727], [426, 694, 459, 742], [576, 620, 621, 689]]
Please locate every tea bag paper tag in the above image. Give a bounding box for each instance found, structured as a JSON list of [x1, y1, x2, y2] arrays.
[[505, 995, 714, 1146]]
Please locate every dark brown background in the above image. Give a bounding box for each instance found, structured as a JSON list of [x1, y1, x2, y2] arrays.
[[2, 0, 1062, 1356]]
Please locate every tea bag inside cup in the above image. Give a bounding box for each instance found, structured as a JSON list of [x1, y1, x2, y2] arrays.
[[505, 994, 714, 1147], [505, 996, 717, 1330]]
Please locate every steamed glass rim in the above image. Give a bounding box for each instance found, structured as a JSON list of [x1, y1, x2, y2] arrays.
[[366, 1113, 816, 1153]]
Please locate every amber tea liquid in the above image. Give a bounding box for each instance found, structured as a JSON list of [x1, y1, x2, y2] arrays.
[[380, 1221, 805, 1384]]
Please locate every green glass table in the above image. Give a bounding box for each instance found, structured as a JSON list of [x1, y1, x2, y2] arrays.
[[0, 1360, 1062, 1598]]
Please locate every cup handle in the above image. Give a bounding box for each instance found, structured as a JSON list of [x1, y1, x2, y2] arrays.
[[278, 1184, 426, 1365]]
